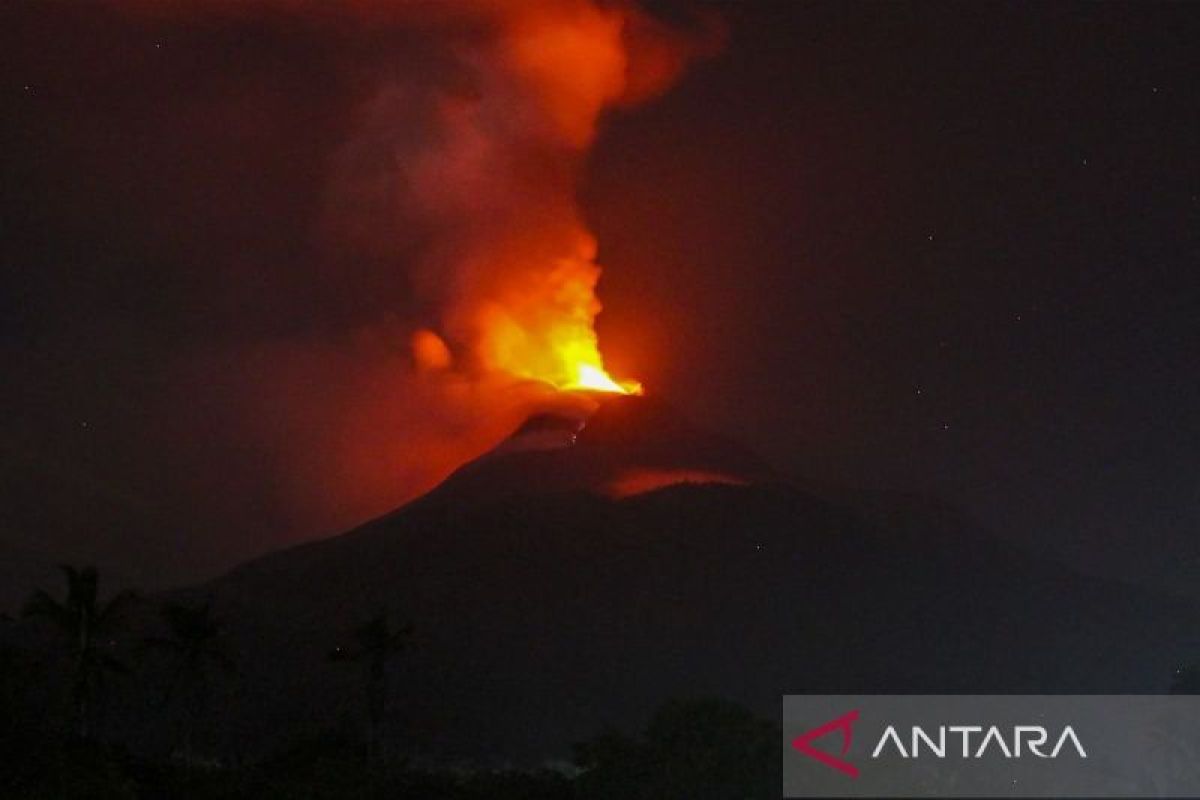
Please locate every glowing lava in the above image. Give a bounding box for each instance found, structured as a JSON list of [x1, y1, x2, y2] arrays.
[[395, 0, 713, 401], [605, 468, 747, 498], [463, 245, 644, 396], [569, 363, 642, 395]]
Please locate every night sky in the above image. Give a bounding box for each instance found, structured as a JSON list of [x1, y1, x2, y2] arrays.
[[2, 1, 1198, 601]]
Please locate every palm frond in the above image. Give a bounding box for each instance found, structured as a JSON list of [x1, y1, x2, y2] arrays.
[[61, 564, 99, 613], [97, 589, 140, 630], [22, 588, 73, 630]]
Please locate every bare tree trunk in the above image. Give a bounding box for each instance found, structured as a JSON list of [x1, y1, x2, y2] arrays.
[[366, 664, 385, 763], [77, 611, 89, 739], [74, 661, 90, 739]]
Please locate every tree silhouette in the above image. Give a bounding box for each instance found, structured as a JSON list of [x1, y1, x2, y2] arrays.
[[145, 598, 234, 762], [329, 610, 412, 761], [22, 565, 137, 739], [0, 611, 28, 740]]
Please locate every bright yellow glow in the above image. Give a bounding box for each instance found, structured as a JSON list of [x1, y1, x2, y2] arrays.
[[470, 244, 642, 396], [568, 363, 642, 395]]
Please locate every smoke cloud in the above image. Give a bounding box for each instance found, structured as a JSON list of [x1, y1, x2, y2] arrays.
[[0, 0, 719, 576]]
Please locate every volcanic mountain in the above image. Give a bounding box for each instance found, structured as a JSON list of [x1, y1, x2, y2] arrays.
[[127, 394, 1196, 762], [413, 393, 774, 505]]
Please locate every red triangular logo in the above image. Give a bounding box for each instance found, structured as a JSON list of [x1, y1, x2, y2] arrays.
[[791, 709, 860, 778]]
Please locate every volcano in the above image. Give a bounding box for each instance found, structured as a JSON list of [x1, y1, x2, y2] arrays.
[[128, 395, 1196, 762], [416, 394, 774, 505]]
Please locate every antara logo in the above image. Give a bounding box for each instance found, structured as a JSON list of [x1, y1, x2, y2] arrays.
[[791, 709, 861, 778], [871, 724, 1087, 759], [792, 710, 1087, 779]]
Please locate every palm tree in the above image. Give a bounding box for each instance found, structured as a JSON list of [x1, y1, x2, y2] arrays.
[[22, 565, 137, 739], [145, 599, 234, 762], [0, 611, 25, 736], [329, 610, 412, 761]]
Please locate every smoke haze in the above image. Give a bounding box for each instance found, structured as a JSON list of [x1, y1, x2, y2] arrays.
[[0, 0, 718, 590]]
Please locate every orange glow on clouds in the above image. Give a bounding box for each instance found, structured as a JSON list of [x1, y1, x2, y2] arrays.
[[118, 0, 717, 543], [395, 2, 698, 398], [469, 238, 642, 395]]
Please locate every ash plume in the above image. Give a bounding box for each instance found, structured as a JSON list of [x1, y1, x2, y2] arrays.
[[0, 0, 720, 568]]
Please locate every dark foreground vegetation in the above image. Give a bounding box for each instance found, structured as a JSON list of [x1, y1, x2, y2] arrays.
[[0, 565, 778, 798], [5, 561, 1195, 798], [0, 699, 777, 799]]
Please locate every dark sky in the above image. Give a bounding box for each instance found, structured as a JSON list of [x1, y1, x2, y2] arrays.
[[2, 1, 1198, 601], [588, 1, 1200, 598]]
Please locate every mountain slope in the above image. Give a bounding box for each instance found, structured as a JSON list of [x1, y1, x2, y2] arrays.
[[132, 396, 1197, 762]]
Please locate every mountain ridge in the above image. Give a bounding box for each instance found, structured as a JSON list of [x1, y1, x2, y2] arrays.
[[92, 396, 1200, 762]]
